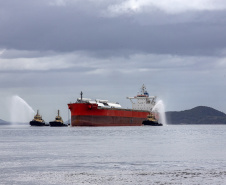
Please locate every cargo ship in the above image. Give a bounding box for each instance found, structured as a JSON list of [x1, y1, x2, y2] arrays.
[[68, 84, 157, 126]]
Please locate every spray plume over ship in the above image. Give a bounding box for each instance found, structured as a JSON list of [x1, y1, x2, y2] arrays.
[[68, 84, 160, 126]]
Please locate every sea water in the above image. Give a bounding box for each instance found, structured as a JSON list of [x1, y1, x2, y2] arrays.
[[0, 125, 226, 185]]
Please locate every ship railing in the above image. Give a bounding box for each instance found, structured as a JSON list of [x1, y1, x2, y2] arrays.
[[127, 96, 157, 99]]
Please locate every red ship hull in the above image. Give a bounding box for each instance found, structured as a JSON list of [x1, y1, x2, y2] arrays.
[[68, 103, 150, 127]]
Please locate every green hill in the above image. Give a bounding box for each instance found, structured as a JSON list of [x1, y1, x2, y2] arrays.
[[166, 106, 226, 124]]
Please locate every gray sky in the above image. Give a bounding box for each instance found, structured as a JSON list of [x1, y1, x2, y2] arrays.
[[0, 0, 226, 122]]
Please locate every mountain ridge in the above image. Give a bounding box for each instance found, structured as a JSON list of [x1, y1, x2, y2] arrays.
[[166, 106, 226, 124]]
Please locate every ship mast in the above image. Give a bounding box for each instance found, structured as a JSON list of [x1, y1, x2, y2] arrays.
[[80, 91, 83, 101], [141, 84, 146, 94]]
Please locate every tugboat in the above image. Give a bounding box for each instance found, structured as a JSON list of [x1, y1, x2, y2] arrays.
[[30, 110, 46, 126], [49, 110, 67, 127], [142, 112, 163, 126]]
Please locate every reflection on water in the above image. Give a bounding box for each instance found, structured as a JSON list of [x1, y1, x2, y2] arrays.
[[0, 125, 226, 184]]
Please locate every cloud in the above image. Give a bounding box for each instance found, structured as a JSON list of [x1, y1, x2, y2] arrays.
[[0, 49, 6, 55], [0, 52, 73, 71], [0, 60, 68, 71], [107, 0, 226, 16], [0, 0, 226, 57], [49, 0, 67, 6], [0, 49, 223, 74]]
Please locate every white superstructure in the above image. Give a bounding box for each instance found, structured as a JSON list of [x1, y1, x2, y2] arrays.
[[127, 84, 156, 111]]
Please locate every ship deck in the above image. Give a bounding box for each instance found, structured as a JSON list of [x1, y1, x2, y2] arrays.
[[97, 106, 150, 113]]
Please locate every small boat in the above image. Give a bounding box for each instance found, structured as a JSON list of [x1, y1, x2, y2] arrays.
[[142, 112, 163, 126], [30, 110, 47, 126], [49, 110, 67, 127]]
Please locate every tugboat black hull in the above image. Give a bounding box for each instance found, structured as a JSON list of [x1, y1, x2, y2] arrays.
[[49, 121, 68, 127], [30, 121, 46, 126], [142, 120, 163, 126]]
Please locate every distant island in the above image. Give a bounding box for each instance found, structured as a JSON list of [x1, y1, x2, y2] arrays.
[[1, 106, 226, 125], [0, 119, 10, 125], [166, 106, 226, 124]]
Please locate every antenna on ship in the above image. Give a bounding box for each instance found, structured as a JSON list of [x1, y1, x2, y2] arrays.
[[80, 91, 83, 101]]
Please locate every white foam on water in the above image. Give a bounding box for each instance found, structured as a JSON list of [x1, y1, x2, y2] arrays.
[[152, 100, 167, 125], [10, 95, 35, 124]]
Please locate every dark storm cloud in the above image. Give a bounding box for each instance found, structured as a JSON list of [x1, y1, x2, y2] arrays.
[[0, 1, 226, 56]]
